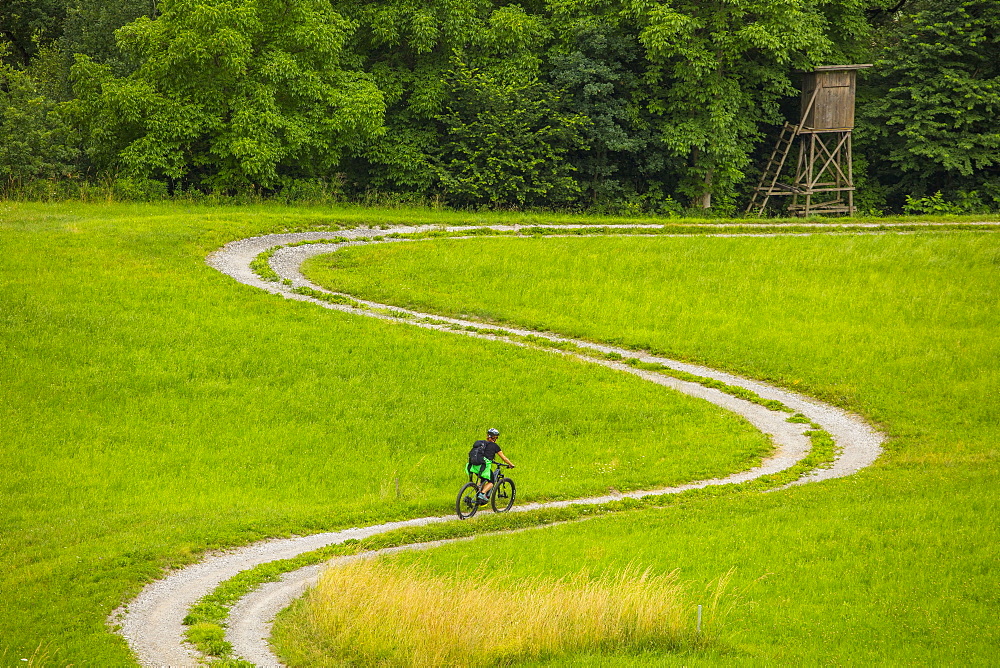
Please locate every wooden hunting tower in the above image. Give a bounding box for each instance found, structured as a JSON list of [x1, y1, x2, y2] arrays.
[[747, 64, 872, 216]]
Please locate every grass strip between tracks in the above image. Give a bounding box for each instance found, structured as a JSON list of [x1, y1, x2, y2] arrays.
[[183, 426, 835, 663]]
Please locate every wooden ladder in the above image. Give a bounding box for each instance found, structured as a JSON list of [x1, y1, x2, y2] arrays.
[[746, 122, 799, 216]]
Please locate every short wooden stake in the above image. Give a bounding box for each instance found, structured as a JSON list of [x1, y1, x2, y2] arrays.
[[697, 604, 703, 633]]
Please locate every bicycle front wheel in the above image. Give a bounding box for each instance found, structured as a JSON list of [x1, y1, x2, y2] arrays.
[[457, 482, 481, 519], [491, 478, 516, 513]]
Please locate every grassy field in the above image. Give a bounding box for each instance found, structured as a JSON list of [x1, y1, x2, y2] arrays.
[[0, 203, 773, 664], [274, 559, 704, 667], [285, 232, 1000, 664]]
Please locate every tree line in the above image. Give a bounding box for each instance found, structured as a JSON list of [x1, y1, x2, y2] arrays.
[[1, 0, 997, 214]]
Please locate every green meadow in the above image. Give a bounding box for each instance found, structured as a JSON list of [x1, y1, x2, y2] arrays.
[[0, 203, 771, 664], [294, 233, 1000, 664], [274, 559, 703, 667]]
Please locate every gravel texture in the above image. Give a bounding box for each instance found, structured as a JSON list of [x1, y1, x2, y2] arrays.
[[114, 226, 884, 667]]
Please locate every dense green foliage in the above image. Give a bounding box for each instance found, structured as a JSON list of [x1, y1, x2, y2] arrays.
[[0, 46, 80, 185], [2, 0, 997, 212], [860, 0, 1000, 210], [297, 232, 1000, 664], [430, 64, 588, 207], [0, 0, 67, 65], [71, 0, 385, 190]]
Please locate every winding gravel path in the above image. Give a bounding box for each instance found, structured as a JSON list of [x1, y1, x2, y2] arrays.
[[114, 225, 884, 666]]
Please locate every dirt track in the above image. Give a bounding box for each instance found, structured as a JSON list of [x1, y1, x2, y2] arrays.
[[113, 226, 884, 666]]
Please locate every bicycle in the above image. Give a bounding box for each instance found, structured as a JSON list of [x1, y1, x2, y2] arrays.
[[456, 463, 516, 519]]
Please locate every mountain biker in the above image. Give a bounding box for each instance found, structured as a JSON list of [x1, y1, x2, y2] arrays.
[[467, 428, 515, 505]]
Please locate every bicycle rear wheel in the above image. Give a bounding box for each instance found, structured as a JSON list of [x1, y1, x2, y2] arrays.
[[456, 482, 481, 519], [491, 478, 516, 513]]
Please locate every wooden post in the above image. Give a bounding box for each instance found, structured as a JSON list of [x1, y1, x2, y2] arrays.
[[847, 133, 855, 214]]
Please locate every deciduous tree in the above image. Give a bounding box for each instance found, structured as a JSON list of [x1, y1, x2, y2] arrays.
[[71, 0, 385, 191], [862, 0, 1000, 205]]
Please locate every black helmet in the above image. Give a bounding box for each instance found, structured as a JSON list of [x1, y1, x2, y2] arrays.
[[487, 428, 500, 437]]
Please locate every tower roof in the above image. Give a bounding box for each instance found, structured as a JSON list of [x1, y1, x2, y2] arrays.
[[811, 64, 872, 72]]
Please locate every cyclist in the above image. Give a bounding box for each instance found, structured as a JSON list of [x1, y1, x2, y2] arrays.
[[467, 428, 515, 505]]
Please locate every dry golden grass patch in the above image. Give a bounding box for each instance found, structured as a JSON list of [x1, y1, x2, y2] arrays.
[[278, 558, 725, 666]]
